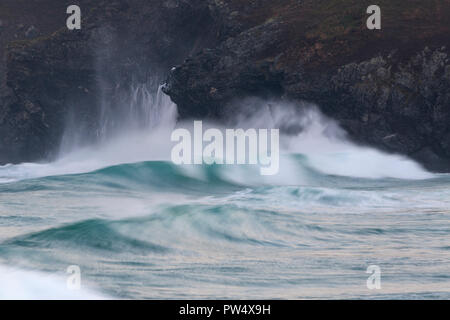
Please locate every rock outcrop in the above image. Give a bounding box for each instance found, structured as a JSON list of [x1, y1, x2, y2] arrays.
[[164, 0, 450, 171], [0, 0, 218, 164], [1, 0, 450, 172]]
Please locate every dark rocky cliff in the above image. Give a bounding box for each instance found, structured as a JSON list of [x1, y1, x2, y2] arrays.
[[0, 0, 218, 164], [164, 0, 450, 172], [1, 0, 450, 172]]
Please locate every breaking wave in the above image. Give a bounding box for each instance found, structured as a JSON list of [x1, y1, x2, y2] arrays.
[[1, 88, 449, 299]]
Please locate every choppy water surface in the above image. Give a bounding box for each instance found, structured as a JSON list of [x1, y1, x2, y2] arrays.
[[0, 96, 449, 299], [0, 156, 449, 299]]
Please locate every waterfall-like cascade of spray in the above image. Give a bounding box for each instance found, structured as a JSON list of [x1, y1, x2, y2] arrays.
[[0, 91, 433, 183], [59, 80, 178, 156], [0, 83, 179, 182], [97, 82, 178, 141], [57, 82, 179, 166]]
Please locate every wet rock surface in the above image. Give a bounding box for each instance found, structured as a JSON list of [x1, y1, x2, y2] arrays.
[[164, 0, 450, 172], [0, 0, 218, 164], [1, 0, 450, 172]]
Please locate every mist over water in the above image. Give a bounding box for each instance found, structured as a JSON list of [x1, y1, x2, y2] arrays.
[[0, 84, 449, 299], [0, 88, 433, 183], [0, 266, 106, 300]]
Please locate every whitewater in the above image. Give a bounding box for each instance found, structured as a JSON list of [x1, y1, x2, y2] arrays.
[[0, 87, 449, 299]]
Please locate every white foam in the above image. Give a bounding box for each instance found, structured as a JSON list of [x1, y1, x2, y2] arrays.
[[231, 99, 433, 180], [0, 97, 434, 183], [0, 266, 107, 300], [283, 107, 433, 179], [0, 86, 177, 183]]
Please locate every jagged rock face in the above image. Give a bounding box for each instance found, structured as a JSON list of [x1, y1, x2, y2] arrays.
[[326, 49, 450, 171], [0, 0, 218, 164], [164, 0, 450, 172], [1, 0, 450, 172]]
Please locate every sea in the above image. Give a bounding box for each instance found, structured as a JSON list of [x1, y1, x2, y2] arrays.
[[0, 87, 449, 299]]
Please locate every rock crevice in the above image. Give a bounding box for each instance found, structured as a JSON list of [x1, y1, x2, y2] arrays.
[[1, 0, 450, 171]]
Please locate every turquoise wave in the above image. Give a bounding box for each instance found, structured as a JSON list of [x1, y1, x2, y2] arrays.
[[1, 159, 450, 299]]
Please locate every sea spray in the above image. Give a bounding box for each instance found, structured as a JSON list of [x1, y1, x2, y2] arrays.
[[0, 95, 432, 183], [171, 121, 280, 176], [0, 93, 448, 299]]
